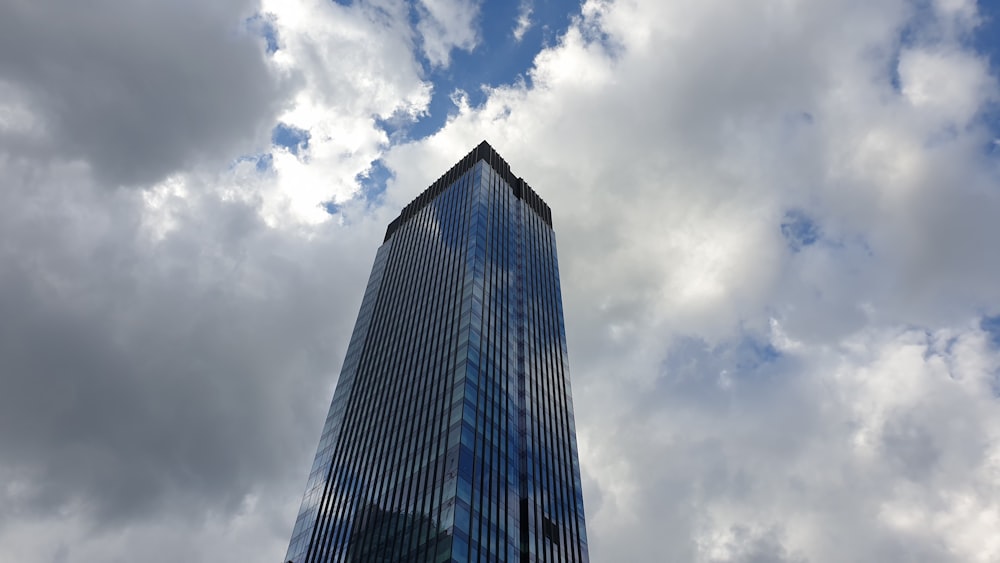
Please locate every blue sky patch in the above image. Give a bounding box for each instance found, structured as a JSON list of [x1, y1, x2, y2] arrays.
[[981, 315, 1000, 348], [972, 0, 1000, 152], [272, 123, 310, 155], [888, 1, 935, 93], [962, 2, 1000, 143], [353, 158, 395, 210], [231, 153, 273, 172], [246, 13, 280, 54], [984, 316, 1000, 397], [255, 153, 273, 172], [781, 209, 820, 252], [733, 336, 782, 371], [970, 0, 1000, 74], [392, 0, 582, 142], [323, 200, 342, 215], [647, 333, 784, 411]]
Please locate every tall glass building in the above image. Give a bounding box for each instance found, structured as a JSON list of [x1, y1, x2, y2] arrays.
[[285, 142, 589, 563]]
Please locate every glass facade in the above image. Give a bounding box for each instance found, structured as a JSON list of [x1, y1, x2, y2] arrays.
[[286, 142, 589, 563]]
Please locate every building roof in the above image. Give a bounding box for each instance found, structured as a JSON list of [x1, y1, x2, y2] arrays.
[[384, 141, 552, 242]]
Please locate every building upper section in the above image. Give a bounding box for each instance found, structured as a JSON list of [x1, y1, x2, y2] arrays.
[[384, 141, 553, 242]]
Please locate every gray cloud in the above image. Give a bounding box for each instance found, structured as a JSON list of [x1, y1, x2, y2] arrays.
[[0, 161, 382, 543], [2, 0, 1000, 561], [706, 526, 807, 563], [0, 0, 289, 187], [0, 1, 449, 559]]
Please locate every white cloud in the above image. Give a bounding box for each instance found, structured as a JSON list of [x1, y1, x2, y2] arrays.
[[2, 0, 1000, 561], [573, 324, 1000, 561], [0, 80, 44, 138], [415, 0, 481, 67], [899, 47, 995, 125], [932, 0, 981, 37], [255, 0, 433, 224], [380, 0, 1000, 559], [513, 0, 533, 42]]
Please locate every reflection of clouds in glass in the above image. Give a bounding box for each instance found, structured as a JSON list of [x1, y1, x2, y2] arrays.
[[346, 502, 452, 561]]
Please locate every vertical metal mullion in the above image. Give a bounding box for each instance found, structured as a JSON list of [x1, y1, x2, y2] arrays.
[[300, 240, 392, 563], [377, 206, 433, 560], [410, 179, 458, 560], [426, 173, 468, 558], [396, 172, 465, 559], [485, 175, 500, 561], [337, 208, 419, 559], [544, 226, 571, 563], [515, 191, 529, 563], [318, 233, 395, 561], [530, 212, 552, 563], [389, 200, 443, 560], [539, 214, 561, 562], [318, 215, 409, 561]]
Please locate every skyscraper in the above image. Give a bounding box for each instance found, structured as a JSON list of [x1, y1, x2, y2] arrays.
[[285, 142, 589, 563]]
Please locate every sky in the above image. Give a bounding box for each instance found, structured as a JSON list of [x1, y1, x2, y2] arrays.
[[1, 0, 1000, 561]]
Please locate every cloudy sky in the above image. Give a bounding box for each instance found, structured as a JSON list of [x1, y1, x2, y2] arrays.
[[2, 0, 1000, 561]]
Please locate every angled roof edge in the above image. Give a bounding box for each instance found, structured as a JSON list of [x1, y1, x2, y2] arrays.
[[383, 141, 552, 242]]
